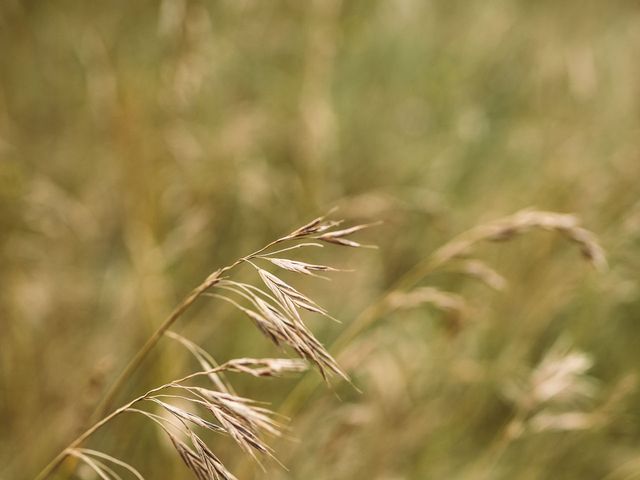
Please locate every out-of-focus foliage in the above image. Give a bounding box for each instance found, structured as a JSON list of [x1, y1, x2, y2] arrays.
[[1, 0, 640, 479]]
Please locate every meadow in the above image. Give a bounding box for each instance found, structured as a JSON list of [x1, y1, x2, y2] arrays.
[[1, 1, 640, 479]]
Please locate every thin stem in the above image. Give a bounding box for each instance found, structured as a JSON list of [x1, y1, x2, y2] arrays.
[[36, 236, 286, 480], [91, 275, 219, 423], [34, 399, 138, 480], [469, 409, 528, 480], [91, 237, 284, 421], [34, 364, 229, 480], [277, 255, 439, 416]]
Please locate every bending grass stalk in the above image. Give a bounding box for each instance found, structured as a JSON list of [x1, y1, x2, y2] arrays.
[[34, 366, 238, 480], [39, 239, 285, 479], [277, 253, 438, 416], [91, 236, 292, 423], [278, 209, 607, 417], [91, 210, 367, 421], [232, 256, 436, 478], [37, 211, 372, 479]]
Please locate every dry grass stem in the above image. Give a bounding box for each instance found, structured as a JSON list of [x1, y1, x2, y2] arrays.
[[278, 209, 607, 422], [34, 213, 373, 480], [432, 209, 607, 271]]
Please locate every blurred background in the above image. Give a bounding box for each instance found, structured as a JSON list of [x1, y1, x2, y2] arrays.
[[2, 0, 640, 478]]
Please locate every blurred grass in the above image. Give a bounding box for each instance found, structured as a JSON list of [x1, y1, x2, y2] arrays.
[[1, 0, 640, 479]]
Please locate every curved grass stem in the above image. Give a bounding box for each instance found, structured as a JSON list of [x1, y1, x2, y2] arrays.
[[36, 237, 285, 480]]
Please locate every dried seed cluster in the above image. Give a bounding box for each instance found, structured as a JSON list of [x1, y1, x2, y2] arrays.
[[50, 212, 373, 480], [383, 210, 606, 332], [432, 209, 607, 271]]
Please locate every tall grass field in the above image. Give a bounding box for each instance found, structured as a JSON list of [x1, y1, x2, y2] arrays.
[[1, 1, 640, 479]]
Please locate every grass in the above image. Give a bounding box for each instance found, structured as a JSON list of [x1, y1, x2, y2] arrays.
[[2, 1, 640, 479], [33, 213, 373, 479]]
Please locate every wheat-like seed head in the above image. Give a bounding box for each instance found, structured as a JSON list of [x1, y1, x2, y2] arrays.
[[372, 210, 606, 338], [39, 213, 374, 480], [431, 209, 607, 271]]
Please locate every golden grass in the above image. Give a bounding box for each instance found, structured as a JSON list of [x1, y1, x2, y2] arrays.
[[34, 214, 373, 480], [2, 2, 640, 479]]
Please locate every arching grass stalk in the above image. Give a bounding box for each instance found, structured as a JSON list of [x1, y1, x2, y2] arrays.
[[35, 212, 375, 480], [278, 209, 606, 417]]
